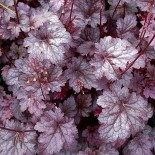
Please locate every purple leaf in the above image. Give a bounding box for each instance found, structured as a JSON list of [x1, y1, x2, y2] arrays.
[[97, 82, 153, 143], [34, 108, 78, 154]]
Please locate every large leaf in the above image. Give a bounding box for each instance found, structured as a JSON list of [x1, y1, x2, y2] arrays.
[[97, 82, 153, 143], [34, 108, 78, 154]]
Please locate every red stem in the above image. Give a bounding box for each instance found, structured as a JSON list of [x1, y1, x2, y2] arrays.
[[136, 13, 152, 48], [111, 0, 121, 19], [121, 34, 155, 76], [0, 126, 35, 132], [35, 69, 47, 104], [123, 3, 126, 18], [0, 47, 16, 67], [100, 0, 103, 37], [139, 0, 154, 40], [135, 31, 146, 48], [69, 0, 74, 22], [31, 61, 47, 104], [13, 0, 20, 24]]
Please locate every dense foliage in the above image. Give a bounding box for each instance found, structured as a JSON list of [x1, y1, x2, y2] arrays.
[[0, 0, 155, 154]]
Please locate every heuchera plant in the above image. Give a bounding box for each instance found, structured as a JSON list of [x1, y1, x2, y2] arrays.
[[0, 0, 155, 154]]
